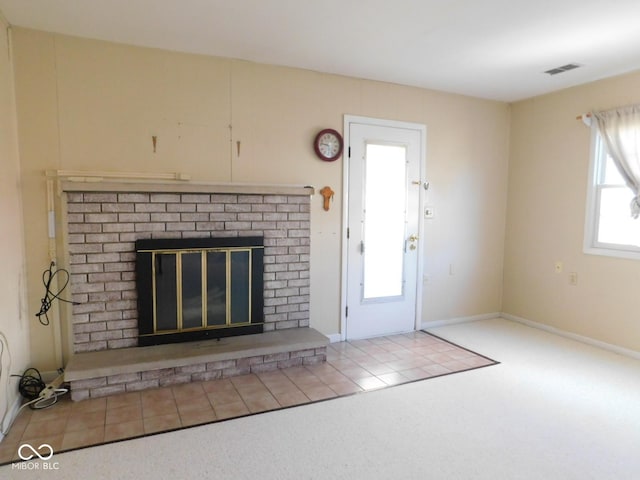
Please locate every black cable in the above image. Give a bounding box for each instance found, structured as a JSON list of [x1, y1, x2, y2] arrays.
[[8, 368, 68, 415], [15, 368, 45, 401], [1, 350, 69, 434], [35, 261, 80, 326]]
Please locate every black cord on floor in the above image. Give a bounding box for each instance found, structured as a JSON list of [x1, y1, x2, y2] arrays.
[[1, 355, 68, 435], [12, 368, 68, 410], [15, 368, 45, 400], [35, 261, 80, 326]]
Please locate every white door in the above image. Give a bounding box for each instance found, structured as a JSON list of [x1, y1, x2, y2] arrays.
[[344, 117, 425, 340]]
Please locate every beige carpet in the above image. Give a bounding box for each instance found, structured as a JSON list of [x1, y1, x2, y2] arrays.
[[3, 317, 640, 479], [0, 330, 497, 463]]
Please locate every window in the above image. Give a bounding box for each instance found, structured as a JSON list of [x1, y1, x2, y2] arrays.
[[585, 125, 640, 259]]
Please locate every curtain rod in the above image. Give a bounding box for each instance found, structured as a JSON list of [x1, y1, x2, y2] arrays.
[[576, 112, 592, 127], [578, 104, 640, 121]]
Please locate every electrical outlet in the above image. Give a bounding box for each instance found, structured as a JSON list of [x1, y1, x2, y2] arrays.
[[569, 272, 578, 286]]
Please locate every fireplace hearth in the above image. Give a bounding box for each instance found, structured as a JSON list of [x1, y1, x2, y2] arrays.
[[136, 236, 264, 346]]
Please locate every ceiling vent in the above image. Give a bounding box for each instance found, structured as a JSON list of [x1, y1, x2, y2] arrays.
[[544, 63, 582, 75]]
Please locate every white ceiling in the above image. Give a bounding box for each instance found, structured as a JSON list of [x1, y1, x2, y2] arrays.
[[1, 0, 640, 102]]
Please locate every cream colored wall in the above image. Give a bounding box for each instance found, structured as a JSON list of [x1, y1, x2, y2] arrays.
[[12, 28, 510, 370], [505, 71, 640, 352], [0, 19, 31, 432]]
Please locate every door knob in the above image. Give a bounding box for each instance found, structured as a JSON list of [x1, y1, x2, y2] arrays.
[[407, 234, 419, 251]]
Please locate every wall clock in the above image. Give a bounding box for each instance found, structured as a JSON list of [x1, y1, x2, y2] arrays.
[[314, 129, 343, 162]]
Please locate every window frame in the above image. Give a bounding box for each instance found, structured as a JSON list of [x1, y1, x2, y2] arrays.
[[584, 123, 640, 260]]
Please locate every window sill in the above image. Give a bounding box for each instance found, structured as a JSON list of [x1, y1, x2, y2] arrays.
[[583, 245, 640, 261]]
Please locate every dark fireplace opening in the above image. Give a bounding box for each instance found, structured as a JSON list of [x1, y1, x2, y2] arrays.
[[135, 236, 264, 346]]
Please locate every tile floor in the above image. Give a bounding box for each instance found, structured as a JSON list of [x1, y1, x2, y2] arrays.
[[0, 331, 496, 464]]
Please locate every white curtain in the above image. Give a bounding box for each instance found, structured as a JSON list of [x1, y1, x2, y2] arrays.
[[593, 105, 640, 218]]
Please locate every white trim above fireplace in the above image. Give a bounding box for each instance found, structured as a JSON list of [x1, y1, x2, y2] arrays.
[[48, 169, 315, 195], [49, 169, 314, 198], [60, 180, 314, 197]]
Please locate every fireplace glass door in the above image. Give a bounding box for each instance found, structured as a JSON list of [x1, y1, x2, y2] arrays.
[[136, 237, 264, 346], [153, 248, 255, 333]]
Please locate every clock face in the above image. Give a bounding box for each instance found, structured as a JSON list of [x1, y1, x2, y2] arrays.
[[314, 129, 343, 161]]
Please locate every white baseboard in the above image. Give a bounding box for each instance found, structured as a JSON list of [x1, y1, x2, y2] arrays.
[[0, 394, 23, 443], [326, 333, 343, 343], [0, 370, 65, 442], [421, 312, 501, 330], [501, 312, 640, 361], [327, 312, 501, 344]]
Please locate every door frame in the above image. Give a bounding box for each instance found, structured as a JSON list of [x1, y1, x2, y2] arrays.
[[340, 115, 427, 341]]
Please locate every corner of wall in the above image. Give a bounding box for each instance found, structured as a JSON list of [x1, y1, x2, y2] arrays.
[[0, 11, 33, 441]]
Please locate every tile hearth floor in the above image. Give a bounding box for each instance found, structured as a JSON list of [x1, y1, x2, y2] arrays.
[[0, 331, 496, 464]]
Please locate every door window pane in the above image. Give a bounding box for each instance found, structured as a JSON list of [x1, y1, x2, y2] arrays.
[[362, 143, 407, 299]]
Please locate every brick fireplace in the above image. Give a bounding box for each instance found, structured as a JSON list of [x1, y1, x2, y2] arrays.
[[66, 187, 311, 353], [58, 179, 327, 400]]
